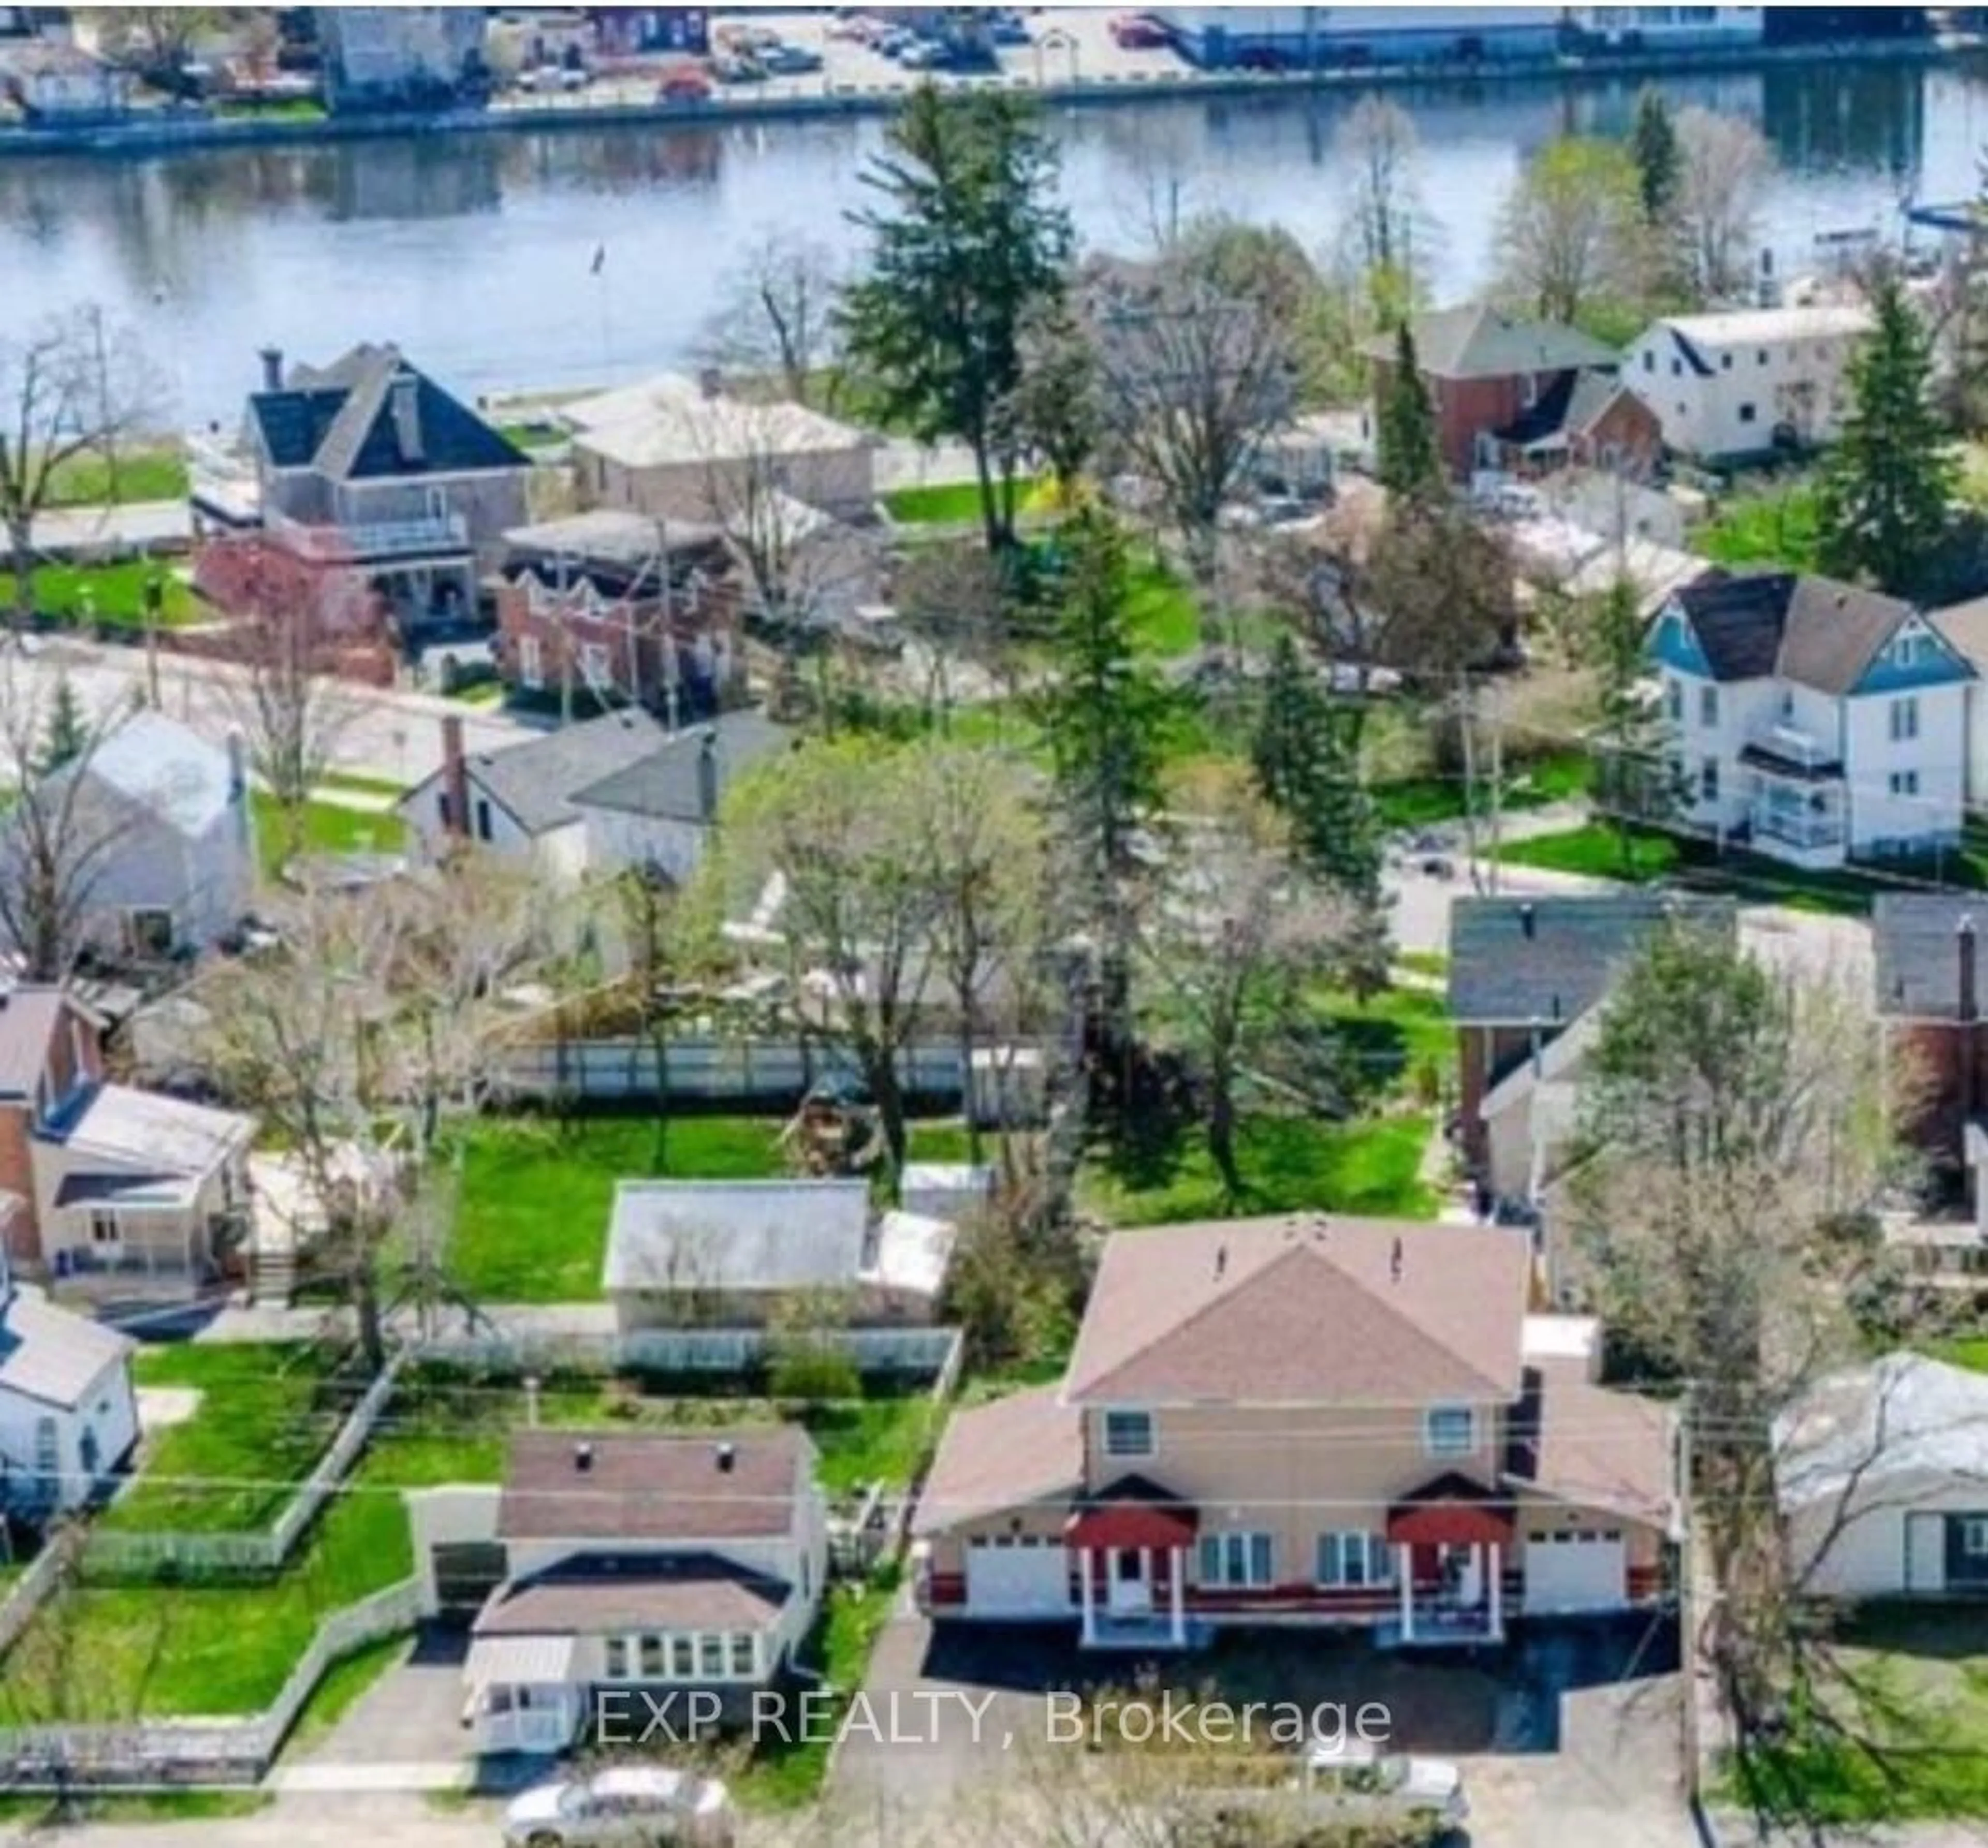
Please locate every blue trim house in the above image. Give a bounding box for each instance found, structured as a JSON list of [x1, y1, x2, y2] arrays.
[[1649, 571, 1973, 869]]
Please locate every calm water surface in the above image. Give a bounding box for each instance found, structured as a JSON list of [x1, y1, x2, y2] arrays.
[[3, 57, 1987, 423]]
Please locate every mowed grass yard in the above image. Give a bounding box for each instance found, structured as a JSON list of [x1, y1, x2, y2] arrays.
[[0, 560, 198, 629], [446, 1112, 973, 1303], [2, 1353, 939, 1721], [1078, 984, 1448, 1226], [250, 793, 408, 881]]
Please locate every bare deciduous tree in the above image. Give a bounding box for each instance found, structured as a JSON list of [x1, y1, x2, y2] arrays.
[[1494, 138, 1645, 327], [0, 309, 162, 623], [1670, 106, 1776, 307], [1331, 92, 1437, 313], [699, 231, 844, 407]]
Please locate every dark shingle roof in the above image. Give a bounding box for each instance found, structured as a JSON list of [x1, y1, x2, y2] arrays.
[[1448, 894, 1737, 1024], [248, 343, 525, 482], [473, 1553, 790, 1637], [1366, 303, 1619, 380], [1495, 368, 1631, 448], [459, 708, 672, 837], [568, 711, 794, 825], [1672, 571, 1918, 695], [498, 1428, 809, 1543], [1873, 893, 1988, 1020]]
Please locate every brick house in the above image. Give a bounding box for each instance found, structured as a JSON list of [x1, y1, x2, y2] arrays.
[[1448, 895, 1736, 1204], [913, 1216, 1677, 1643], [493, 509, 742, 718], [1364, 303, 1659, 482]]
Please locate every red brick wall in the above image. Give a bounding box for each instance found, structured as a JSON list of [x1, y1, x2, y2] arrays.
[[495, 580, 743, 709], [1573, 391, 1664, 478], [1374, 358, 1523, 480], [1893, 1021, 1988, 1178]]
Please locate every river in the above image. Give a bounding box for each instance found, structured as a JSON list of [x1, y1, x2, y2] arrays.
[[4, 55, 1987, 426]]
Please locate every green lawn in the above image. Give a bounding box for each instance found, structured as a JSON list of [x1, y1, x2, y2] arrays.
[[214, 97, 328, 123], [252, 793, 407, 881], [0, 560, 197, 628], [45, 446, 189, 507], [1078, 1111, 1437, 1227], [0, 1791, 270, 1825], [281, 1632, 411, 1754], [495, 420, 563, 452], [1698, 477, 1822, 574], [1371, 749, 1592, 830], [316, 769, 410, 799], [1722, 1606, 1988, 1824], [1127, 559, 1203, 658], [104, 1344, 356, 1536], [447, 1112, 974, 1303]]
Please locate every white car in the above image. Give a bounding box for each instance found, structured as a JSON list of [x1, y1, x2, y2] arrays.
[[502, 1767, 736, 1848], [1304, 1735, 1469, 1827]]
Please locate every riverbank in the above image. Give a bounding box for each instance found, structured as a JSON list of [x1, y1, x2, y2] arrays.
[[0, 27, 1972, 164]]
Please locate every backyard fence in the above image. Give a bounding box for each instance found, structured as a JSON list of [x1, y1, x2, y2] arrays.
[[82, 1352, 406, 1580], [0, 1577, 421, 1786], [414, 1324, 963, 1382], [0, 1546, 68, 1661]]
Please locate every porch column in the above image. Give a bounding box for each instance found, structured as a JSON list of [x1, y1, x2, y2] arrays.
[[1168, 1546, 1185, 1645], [1396, 1543, 1414, 1643], [1079, 1546, 1097, 1645], [1487, 1541, 1503, 1641]]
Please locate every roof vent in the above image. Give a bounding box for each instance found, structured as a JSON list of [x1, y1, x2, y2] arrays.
[[715, 1441, 737, 1474], [574, 1441, 594, 1473]]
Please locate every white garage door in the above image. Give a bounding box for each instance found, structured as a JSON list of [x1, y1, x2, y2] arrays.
[[965, 1538, 1072, 1617], [1525, 1531, 1626, 1614]]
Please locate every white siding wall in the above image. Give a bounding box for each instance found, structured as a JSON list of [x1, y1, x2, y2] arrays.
[[577, 809, 709, 883], [1843, 681, 1968, 853], [1789, 1476, 1988, 1597], [407, 1484, 503, 1614], [0, 1353, 137, 1512], [1626, 326, 1862, 461], [1663, 671, 1774, 836]]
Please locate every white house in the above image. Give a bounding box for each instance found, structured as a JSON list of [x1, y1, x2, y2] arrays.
[[1778, 1353, 1988, 1600], [1648, 571, 1974, 869], [31, 712, 257, 960], [406, 1427, 828, 1756], [1623, 305, 1874, 462], [0, 1282, 137, 1517]]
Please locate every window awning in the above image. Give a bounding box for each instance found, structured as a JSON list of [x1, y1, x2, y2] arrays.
[[465, 1633, 579, 1690], [1066, 1474, 1198, 1551], [1387, 1473, 1516, 1548]]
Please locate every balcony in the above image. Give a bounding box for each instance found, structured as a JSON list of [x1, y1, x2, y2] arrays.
[[267, 509, 471, 564]]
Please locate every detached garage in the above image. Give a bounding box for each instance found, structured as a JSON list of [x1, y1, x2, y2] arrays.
[[1779, 1353, 1988, 1600], [1524, 1529, 1626, 1614]]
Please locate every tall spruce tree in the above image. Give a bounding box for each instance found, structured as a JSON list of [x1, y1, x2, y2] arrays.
[[36, 673, 89, 778], [841, 85, 1073, 554], [1375, 321, 1444, 503], [1630, 85, 1680, 224], [1032, 510, 1167, 1083], [1816, 266, 1956, 598], [1587, 575, 1677, 871]]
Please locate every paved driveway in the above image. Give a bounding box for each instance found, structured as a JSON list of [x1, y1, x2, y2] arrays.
[[273, 1629, 475, 1795], [834, 1606, 1696, 1847]]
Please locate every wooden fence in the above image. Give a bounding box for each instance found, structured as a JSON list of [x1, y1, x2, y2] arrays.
[[82, 1354, 405, 1580], [0, 1577, 421, 1786], [414, 1325, 963, 1381], [0, 1547, 67, 1662]]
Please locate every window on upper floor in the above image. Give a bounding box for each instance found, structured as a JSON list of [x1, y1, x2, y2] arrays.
[[1424, 1406, 1475, 1456], [1665, 678, 1684, 723], [1699, 684, 1719, 727], [1701, 757, 1720, 803], [1671, 357, 1682, 377], [1103, 1410, 1153, 1460], [1199, 1531, 1274, 1587], [1643, 349, 1655, 373], [1891, 696, 1920, 742], [1890, 770, 1921, 798], [1758, 349, 1769, 365], [1737, 403, 1757, 424]]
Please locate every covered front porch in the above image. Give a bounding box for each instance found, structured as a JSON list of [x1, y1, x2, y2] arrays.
[[461, 1633, 585, 1756], [1068, 1476, 1197, 1650], [1740, 737, 1847, 870], [1378, 1474, 1513, 1649]]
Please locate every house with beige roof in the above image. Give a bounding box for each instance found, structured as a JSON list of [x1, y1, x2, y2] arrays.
[[913, 1216, 1677, 1647]]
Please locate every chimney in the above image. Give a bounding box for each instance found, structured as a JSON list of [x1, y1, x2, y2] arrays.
[[258, 345, 283, 392], [1390, 1236, 1404, 1283], [1961, 915, 1978, 1025], [715, 1441, 737, 1474], [440, 714, 469, 838], [1518, 901, 1536, 940], [573, 1440, 594, 1473], [697, 725, 720, 823], [391, 374, 423, 465]]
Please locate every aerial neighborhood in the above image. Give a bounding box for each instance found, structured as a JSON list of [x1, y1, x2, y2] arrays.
[[8, 8, 1988, 1848]]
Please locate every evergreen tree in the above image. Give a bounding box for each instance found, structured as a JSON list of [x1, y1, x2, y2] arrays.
[[1032, 510, 1166, 1082], [1630, 85, 1680, 224], [1586, 576, 1677, 871], [1816, 267, 1956, 598], [36, 673, 88, 778], [1375, 321, 1444, 503], [841, 86, 1073, 554]]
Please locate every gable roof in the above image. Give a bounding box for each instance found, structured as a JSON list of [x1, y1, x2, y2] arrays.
[[567, 711, 795, 826], [498, 1427, 810, 1543], [1448, 894, 1737, 1025], [1369, 303, 1618, 380], [1495, 368, 1640, 449], [79, 711, 237, 840], [1062, 1216, 1531, 1407], [54, 1083, 253, 1180], [1668, 571, 1923, 696], [473, 1553, 790, 1637], [912, 1384, 1083, 1535], [0, 987, 79, 1099], [1504, 1358, 1675, 1528], [1872, 893, 1988, 1020], [250, 343, 525, 482], [0, 1285, 131, 1410], [413, 708, 673, 838], [1648, 304, 1874, 351], [563, 373, 869, 468], [1775, 1352, 1988, 1509], [603, 1177, 871, 1296]]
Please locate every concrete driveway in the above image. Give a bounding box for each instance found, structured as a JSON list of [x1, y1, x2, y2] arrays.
[[271, 1629, 475, 1795]]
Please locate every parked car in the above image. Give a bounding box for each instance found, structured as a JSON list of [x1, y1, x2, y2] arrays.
[[898, 39, 944, 67], [761, 42, 825, 74], [1302, 1737, 1468, 1828], [503, 1768, 736, 1848], [712, 50, 765, 83], [989, 15, 1033, 44], [656, 63, 712, 102], [1110, 13, 1168, 48]]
